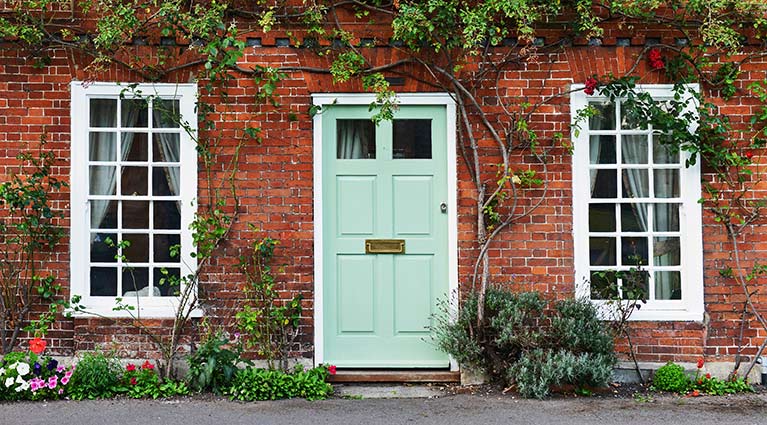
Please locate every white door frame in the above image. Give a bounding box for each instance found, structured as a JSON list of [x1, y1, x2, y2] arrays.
[[311, 93, 458, 371]]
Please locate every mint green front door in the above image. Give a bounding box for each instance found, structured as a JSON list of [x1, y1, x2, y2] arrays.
[[322, 105, 450, 368]]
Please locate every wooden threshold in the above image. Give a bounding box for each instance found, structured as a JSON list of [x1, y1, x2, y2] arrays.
[[328, 370, 460, 384]]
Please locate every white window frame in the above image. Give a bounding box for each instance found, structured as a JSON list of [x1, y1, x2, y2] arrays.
[[571, 84, 704, 321], [70, 82, 198, 318]]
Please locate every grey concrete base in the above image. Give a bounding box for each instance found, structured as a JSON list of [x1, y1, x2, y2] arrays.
[[614, 361, 762, 383], [460, 367, 488, 386], [333, 384, 446, 399]]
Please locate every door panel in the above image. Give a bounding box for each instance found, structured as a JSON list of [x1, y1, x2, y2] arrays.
[[323, 105, 449, 367]]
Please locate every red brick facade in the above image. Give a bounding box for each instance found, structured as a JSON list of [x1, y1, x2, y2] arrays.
[[1, 26, 766, 367]]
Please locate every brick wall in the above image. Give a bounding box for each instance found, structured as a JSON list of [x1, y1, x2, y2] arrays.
[[1, 27, 766, 366]]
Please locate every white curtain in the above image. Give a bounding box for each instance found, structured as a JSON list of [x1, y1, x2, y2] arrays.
[[89, 101, 139, 232], [621, 141, 649, 231], [337, 120, 373, 159]]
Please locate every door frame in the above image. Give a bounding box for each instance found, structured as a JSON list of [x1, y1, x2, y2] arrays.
[[311, 93, 458, 371]]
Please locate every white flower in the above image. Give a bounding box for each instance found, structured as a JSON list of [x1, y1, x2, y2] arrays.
[[511, 175, 522, 185], [4, 377, 13, 388], [16, 362, 30, 376], [0, 367, 5, 376], [15, 381, 29, 392], [15, 375, 26, 384], [7, 362, 17, 370]]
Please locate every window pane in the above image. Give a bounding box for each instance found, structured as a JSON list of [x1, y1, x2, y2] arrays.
[[654, 203, 680, 232], [653, 134, 679, 164], [154, 201, 181, 229], [89, 132, 117, 162], [621, 203, 648, 232], [153, 99, 180, 128], [654, 237, 680, 266], [589, 204, 615, 232], [122, 233, 149, 262], [154, 234, 180, 262], [121, 166, 148, 196], [589, 135, 615, 164], [590, 271, 617, 300], [90, 99, 116, 127], [621, 236, 648, 265], [123, 201, 149, 229], [122, 133, 148, 162], [590, 237, 616, 265], [655, 271, 681, 300], [590, 169, 617, 198], [621, 169, 648, 198], [620, 102, 644, 129], [89, 166, 117, 195], [152, 167, 180, 196], [153, 134, 180, 163], [337, 119, 375, 159], [90, 233, 117, 263], [588, 102, 615, 130], [654, 169, 680, 198], [154, 267, 180, 296], [122, 267, 149, 295], [621, 135, 648, 164], [122, 98, 148, 128], [90, 267, 117, 296], [393, 119, 432, 159], [621, 270, 649, 300], [90, 200, 117, 229]]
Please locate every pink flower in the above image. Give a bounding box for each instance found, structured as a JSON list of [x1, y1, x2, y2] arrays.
[[126, 363, 136, 372], [57, 365, 65, 373], [48, 376, 58, 389], [61, 376, 69, 385], [130, 377, 137, 385], [58, 388, 63, 395]]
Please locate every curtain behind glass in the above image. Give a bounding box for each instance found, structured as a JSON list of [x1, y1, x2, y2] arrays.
[[337, 120, 374, 159]]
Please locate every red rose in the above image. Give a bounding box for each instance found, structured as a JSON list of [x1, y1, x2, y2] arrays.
[[328, 365, 337, 375], [745, 151, 754, 160], [697, 379, 702, 385], [584, 77, 599, 95], [697, 358, 704, 369], [130, 377, 137, 385], [142, 360, 154, 370], [705, 373, 711, 379], [647, 48, 664, 70], [29, 338, 47, 355], [126, 363, 136, 372], [691, 389, 700, 397]]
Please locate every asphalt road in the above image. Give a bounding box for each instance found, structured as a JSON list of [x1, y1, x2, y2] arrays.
[[4, 392, 767, 425]]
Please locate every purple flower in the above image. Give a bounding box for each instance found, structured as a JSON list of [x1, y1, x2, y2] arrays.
[[33, 362, 42, 376], [47, 359, 58, 371]]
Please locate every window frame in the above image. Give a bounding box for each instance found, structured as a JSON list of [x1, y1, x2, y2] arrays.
[[70, 82, 198, 318], [571, 83, 704, 321]]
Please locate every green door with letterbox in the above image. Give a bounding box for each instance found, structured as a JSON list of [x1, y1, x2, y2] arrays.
[[322, 104, 450, 367]]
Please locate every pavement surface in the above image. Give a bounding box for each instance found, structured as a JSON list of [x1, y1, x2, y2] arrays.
[[4, 389, 767, 425]]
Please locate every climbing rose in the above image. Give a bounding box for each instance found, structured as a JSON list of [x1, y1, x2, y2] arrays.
[[126, 363, 136, 372], [584, 77, 599, 95], [328, 365, 337, 375], [697, 358, 705, 369], [29, 338, 46, 355], [142, 360, 154, 370], [648, 48, 664, 70], [745, 151, 754, 160]]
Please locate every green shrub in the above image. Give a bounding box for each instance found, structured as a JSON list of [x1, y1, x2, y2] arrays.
[[433, 288, 616, 398], [651, 362, 690, 393], [67, 351, 123, 400], [227, 365, 333, 401], [187, 331, 241, 394]]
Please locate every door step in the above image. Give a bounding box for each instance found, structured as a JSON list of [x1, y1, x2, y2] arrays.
[[328, 370, 460, 384]]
